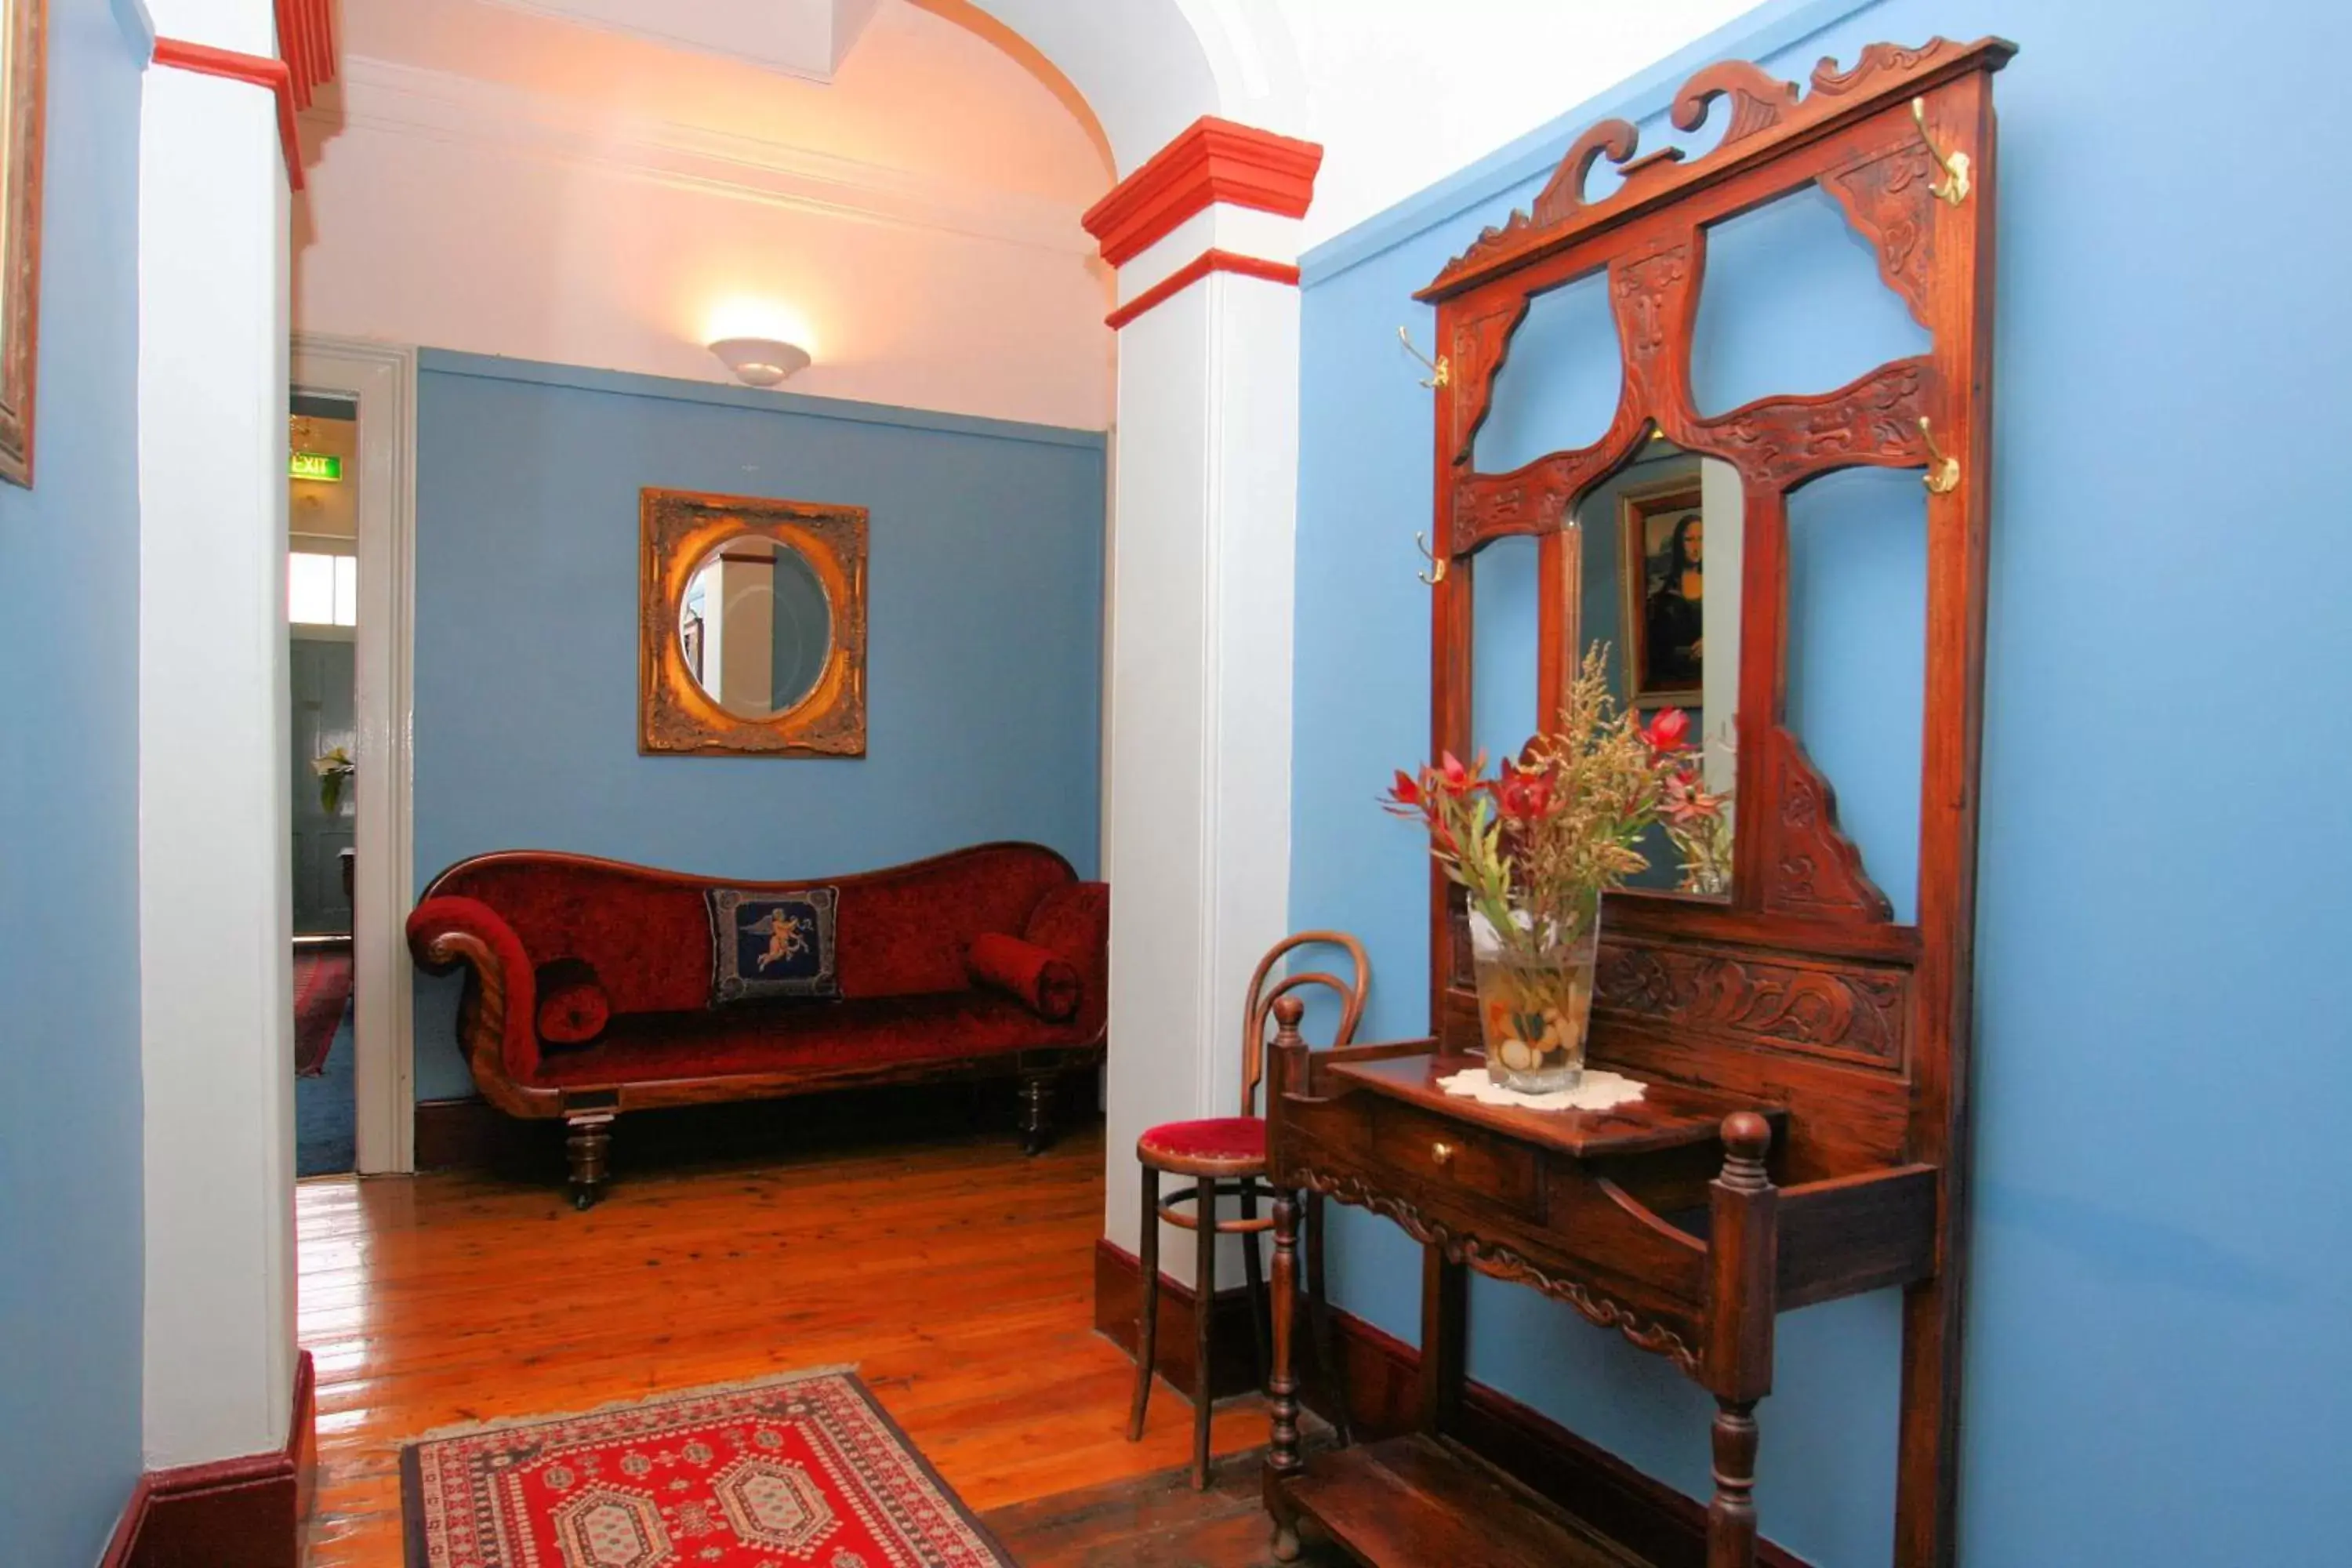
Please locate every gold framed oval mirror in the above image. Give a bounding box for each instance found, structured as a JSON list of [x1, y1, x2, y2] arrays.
[[638, 487, 867, 757]]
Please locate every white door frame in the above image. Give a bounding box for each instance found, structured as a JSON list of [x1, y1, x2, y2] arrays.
[[291, 334, 419, 1173]]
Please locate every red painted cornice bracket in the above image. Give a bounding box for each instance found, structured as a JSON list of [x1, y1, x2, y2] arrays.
[[1105, 249, 1301, 331], [274, 0, 336, 110], [152, 38, 306, 191], [1082, 116, 1321, 269]]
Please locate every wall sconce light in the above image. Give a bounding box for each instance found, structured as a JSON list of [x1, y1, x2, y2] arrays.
[[709, 336, 812, 387]]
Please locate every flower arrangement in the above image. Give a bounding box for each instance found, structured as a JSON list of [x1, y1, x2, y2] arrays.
[[313, 746, 356, 815], [1661, 724, 1734, 896], [1384, 648, 1723, 1089]]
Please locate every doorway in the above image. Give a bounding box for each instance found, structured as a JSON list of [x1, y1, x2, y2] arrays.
[[289, 336, 419, 1174], [290, 388, 360, 1174]]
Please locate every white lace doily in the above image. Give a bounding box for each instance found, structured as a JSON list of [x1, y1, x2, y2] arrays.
[[1436, 1066, 1646, 1113]]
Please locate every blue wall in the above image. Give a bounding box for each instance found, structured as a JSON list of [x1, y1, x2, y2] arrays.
[[1290, 2, 2352, 1563], [413, 354, 1106, 1099], [0, 1, 147, 1558]]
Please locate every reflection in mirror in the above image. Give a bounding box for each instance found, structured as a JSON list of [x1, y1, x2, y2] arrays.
[[1689, 180, 1933, 417], [1787, 466, 1925, 921], [1573, 437, 1743, 897], [1472, 267, 1621, 474], [678, 535, 833, 719], [1470, 533, 1541, 766]]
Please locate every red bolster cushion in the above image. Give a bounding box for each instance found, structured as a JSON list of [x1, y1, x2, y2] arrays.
[[534, 958, 610, 1044], [966, 931, 1081, 1022]]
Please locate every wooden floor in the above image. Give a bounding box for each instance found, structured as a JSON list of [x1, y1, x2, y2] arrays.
[[989, 1448, 1348, 1567], [298, 1119, 1281, 1565]]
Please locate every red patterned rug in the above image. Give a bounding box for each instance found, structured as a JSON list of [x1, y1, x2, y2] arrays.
[[292, 942, 354, 1077], [401, 1368, 1014, 1568]]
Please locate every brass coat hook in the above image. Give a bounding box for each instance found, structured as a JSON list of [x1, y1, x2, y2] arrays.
[[1414, 531, 1449, 586], [1398, 325, 1450, 390], [1909, 97, 1971, 206], [1918, 416, 1961, 494]]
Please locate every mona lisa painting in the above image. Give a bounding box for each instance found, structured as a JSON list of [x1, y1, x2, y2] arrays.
[[0, 0, 44, 488], [1619, 478, 1705, 708]]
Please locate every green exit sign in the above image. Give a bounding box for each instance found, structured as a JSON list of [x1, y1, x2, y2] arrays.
[[290, 452, 343, 482]]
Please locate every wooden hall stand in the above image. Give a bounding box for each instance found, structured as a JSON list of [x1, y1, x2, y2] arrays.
[[1261, 36, 2014, 1568]]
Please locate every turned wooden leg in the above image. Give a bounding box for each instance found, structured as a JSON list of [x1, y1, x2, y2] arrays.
[[1018, 1073, 1054, 1156], [1127, 1164, 1160, 1442], [1305, 1190, 1352, 1446], [1708, 1399, 1760, 1568], [565, 1112, 615, 1210], [1191, 1178, 1218, 1490], [1240, 1184, 1271, 1392], [1266, 1190, 1303, 1559]]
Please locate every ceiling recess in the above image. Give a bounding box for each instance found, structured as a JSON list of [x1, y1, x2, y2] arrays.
[[477, 0, 884, 82]]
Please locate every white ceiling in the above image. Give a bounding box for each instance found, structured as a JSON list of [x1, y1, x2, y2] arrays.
[[474, 0, 885, 82]]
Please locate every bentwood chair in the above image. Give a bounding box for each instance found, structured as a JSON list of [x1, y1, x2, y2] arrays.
[[1127, 931, 1367, 1488]]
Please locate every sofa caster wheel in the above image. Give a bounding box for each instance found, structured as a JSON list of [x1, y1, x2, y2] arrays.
[[1017, 1073, 1055, 1157], [566, 1111, 615, 1212]]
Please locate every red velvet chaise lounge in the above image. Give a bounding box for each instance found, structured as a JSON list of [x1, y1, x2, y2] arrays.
[[407, 841, 1107, 1206]]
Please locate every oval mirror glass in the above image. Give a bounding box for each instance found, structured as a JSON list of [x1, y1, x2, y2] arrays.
[[677, 535, 833, 719]]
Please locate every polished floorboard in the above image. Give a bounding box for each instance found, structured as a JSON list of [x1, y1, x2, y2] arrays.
[[297, 1120, 1277, 1565]]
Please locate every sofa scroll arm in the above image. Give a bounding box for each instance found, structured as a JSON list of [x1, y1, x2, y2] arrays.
[[406, 895, 560, 1120]]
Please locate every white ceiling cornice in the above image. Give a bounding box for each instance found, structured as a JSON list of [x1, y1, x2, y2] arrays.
[[307, 53, 1097, 257], [470, 0, 882, 84]]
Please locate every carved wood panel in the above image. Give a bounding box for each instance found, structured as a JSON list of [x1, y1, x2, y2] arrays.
[[1690, 357, 1936, 488], [1426, 38, 2003, 296], [1824, 145, 1943, 327], [1448, 300, 1532, 467], [1594, 936, 1909, 1070], [1297, 1167, 1703, 1374], [1761, 732, 1895, 922]]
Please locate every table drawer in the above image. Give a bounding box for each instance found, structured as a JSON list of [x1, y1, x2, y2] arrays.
[[1370, 1101, 1540, 1214]]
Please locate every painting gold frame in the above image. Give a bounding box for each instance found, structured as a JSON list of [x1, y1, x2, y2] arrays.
[[1615, 474, 1704, 710], [0, 0, 47, 488], [638, 487, 868, 757]]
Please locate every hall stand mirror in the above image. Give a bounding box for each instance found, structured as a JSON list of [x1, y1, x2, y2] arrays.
[[1262, 37, 2013, 1568]]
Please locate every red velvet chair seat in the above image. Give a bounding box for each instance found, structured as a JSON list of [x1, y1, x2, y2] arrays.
[[1136, 1116, 1266, 1175], [531, 991, 1098, 1090]]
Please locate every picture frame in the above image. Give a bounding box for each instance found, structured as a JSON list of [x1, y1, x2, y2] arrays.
[[0, 0, 45, 488], [639, 488, 868, 757], [1616, 476, 1705, 709]]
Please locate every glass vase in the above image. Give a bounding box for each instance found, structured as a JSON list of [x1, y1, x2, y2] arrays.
[[1468, 901, 1602, 1094]]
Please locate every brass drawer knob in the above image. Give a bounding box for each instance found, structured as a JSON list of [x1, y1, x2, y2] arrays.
[[1432, 1141, 1456, 1167]]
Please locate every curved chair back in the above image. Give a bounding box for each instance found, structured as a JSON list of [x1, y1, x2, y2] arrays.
[[1240, 931, 1370, 1118]]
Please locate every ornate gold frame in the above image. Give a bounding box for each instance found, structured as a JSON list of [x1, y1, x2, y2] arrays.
[[638, 487, 868, 757], [0, 0, 48, 488]]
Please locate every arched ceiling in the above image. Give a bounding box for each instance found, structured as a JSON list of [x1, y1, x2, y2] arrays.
[[445, 2, 1308, 180], [963, 0, 1309, 175]]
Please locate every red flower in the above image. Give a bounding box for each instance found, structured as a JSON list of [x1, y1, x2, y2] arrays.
[[1436, 750, 1484, 794], [1381, 768, 1425, 816], [1661, 768, 1720, 827], [1639, 708, 1692, 754], [1493, 759, 1554, 823]]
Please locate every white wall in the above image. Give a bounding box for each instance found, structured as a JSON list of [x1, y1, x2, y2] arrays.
[[1267, 0, 1770, 248], [295, 0, 1116, 427], [138, 0, 299, 1467]]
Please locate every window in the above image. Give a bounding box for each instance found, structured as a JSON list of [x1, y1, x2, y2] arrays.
[[289, 550, 358, 626]]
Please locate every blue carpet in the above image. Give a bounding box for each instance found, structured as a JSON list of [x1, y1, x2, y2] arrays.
[[297, 1000, 357, 1176]]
